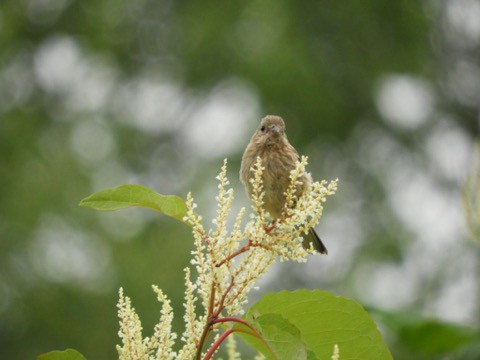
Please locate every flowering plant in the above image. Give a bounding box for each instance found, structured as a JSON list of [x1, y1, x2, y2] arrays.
[[38, 157, 392, 360], [115, 157, 338, 359]]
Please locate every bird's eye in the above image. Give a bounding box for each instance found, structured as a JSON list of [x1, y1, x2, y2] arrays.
[[260, 126, 266, 132]]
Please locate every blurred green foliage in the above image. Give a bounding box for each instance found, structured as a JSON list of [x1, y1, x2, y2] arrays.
[[370, 307, 480, 359], [0, 0, 478, 359]]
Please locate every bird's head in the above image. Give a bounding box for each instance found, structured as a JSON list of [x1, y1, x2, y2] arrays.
[[253, 115, 287, 146]]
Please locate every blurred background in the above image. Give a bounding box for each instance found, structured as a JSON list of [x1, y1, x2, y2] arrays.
[[1, 0, 479, 359]]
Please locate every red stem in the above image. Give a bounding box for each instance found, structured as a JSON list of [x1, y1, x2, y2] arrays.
[[203, 329, 234, 360], [195, 283, 216, 360], [215, 241, 253, 267], [203, 328, 267, 360], [212, 277, 235, 318], [215, 221, 277, 268], [209, 317, 279, 360], [200, 221, 279, 358], [212, 317, 257, 332]]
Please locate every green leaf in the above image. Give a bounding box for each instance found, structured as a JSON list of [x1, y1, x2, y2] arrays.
[[370, 307, 480, 355], [234, 313, 315, 360], [79, 184, 188, 222], [37, 349, 87, 360], [241, 290, 392, 360]]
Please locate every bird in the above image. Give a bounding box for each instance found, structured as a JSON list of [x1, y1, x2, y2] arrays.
[[240, 115, 328, 254]]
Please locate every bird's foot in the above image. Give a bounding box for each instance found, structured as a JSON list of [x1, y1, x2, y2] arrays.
[[263, 222, 276, 234]]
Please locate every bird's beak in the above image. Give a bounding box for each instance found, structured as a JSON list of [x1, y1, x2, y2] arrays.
[[271, 125, 281, 134]]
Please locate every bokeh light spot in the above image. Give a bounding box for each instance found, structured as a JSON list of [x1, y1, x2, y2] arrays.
[[376, 75, 434, 129]]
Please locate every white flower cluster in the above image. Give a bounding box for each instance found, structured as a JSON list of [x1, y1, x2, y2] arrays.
[[331, 344, 340, 360], [117, 287, 176, 360], [249, 156, 338, 260], [116, 158, 338, 359]]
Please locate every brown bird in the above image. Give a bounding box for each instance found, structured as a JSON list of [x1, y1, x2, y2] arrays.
[[240, 115, 328, 254]]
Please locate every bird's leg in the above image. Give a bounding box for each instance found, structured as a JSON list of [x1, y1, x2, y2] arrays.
[[279, 211, 293, 224], [263, 220, 276, 234]]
